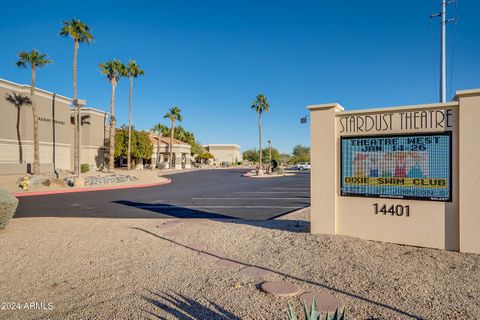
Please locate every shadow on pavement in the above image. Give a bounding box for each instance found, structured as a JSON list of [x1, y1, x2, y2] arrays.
[[132, 227, 423, 320], [142, 291, 241, 320], [116, 200, 309, 233]]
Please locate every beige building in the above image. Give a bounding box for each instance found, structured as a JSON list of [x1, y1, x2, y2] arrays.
[[149, 134, 192, 170], [203, 144, 242, 165], [0, 78, 108, 174]]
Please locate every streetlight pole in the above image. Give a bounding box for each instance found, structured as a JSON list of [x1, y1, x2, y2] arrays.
[[73, 98, 86, 178], [268, 139, 272, 173]]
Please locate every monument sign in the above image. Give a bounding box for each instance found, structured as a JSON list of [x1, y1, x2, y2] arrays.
[[308, 89, 480, 254]]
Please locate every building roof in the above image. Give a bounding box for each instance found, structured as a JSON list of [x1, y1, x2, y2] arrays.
[[0, 78, 72, 105], [149, 133, 189, 146], [204, 144, 241, 149]]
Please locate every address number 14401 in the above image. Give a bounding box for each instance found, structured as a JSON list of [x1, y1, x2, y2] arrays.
[[373, 204, 410, 217]]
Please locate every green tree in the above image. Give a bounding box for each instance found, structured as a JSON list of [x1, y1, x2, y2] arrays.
[[251, 93, 270, 175], [59, 18, 94, 177], [5, 93, 32, 163], [164, 106, 182, 168], [198, 151, 214, 164], [290, 145, 310, 163], [99, 60, 126, 171], [125, 60, 145, 171], [16, 50, 53, 175], [242, 149, 259, 163], [115, 128, 153, 165]]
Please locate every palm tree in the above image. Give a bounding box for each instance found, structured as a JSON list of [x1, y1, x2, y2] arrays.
[[16, 50, 53, 175], [125, 61, 145, 170], [5, 93, 32, 163], [251, 93, 270, 175], [150, 123, 168, 168], [59, 19, 94, 177], [164, 107, 182, 168], [99, 60, 126, 172]]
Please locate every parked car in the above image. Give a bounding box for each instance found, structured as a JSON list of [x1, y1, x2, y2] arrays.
[[296, 162, 311, 170]]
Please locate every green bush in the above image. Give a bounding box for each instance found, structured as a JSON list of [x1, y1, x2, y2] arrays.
[[287, 299, 346, 320], [0, 189, 19, 229], [80, 164, 90, 173], [273, 166, 285, 175]]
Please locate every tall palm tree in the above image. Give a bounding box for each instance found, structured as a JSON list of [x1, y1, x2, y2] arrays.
[[99, 60, 126, 172], [5, 93, 32, 163], [164, 107, 182, 168], [59, 19, 94, 177], [125, 61, 144, 170], [16, 50, 53, 175], [150, 123, 168, 168], [251, 93, 270, 176]]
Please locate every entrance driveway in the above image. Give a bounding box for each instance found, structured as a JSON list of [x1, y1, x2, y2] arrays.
[[16, 169, 310, 220]]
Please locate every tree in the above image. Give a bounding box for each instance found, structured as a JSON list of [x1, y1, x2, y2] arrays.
[[16, 50, 53, 175], [251, 93, 270, 175], [59, 19, 94, 177], [164, 106, 182, 168], [290, 145, 310, 163], [243, 149, 259, 163], [125, 61, 145, 171], [5, 93, 32, 163], [99, 60, 126, 171], [150, 123, 169, 167], [115, 128, 153, 166], [198, 152, 214, 164]]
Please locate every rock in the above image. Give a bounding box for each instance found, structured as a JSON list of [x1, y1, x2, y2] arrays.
[[42, 179, 51, 186], [55, 168, 69, 179], [74, 177, 85, 187]]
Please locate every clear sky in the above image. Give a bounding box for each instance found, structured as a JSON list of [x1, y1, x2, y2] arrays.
[[1, 0, 479, 153]]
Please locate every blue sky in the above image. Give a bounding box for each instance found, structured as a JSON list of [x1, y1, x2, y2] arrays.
[[1, 0, 479, 153]]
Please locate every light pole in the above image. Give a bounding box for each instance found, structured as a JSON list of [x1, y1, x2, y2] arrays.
[[268, 139, 272, 173], [73, 98, 86, 178]]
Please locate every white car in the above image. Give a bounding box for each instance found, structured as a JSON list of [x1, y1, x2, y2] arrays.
[[296, 162, 311, 170]]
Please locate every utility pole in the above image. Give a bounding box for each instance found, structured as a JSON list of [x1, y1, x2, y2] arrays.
[[431, 0, 456, 103]]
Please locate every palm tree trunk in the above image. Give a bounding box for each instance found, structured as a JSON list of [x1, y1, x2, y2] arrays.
[[108, 80, 117, 172], [258, 112, 263, 175], [127, 77, 133, 170], [73, 40, 79, 176], [16, 106, 23, 163], [169, 120, 175, 168], [31, 67, 40, 175]]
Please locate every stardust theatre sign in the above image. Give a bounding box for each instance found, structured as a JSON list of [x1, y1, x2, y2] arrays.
[[308, 90, 480, 254]]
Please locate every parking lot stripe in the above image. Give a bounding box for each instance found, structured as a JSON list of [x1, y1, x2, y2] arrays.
[[135, 205, 302, 209], [191, 197, 307, 200], [234, 191, 309, 194]]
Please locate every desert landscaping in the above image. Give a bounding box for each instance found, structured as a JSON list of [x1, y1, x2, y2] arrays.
[[1, 208, 479, 320]]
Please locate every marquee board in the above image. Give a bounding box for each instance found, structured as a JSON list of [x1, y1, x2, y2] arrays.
[[340, 132, 452, 201]]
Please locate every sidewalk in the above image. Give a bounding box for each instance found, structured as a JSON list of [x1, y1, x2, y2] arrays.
[[1, 169, 170, 196]]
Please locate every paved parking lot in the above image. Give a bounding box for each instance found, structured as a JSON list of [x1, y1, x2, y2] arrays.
[[16, 169, 310, 220]]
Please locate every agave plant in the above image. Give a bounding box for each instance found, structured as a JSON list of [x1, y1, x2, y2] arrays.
[[287, 299, 346, 320]]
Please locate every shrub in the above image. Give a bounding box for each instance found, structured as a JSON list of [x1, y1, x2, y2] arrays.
[[287, 299, 346, 320], [80, 164, 90, 173], [273, 166, 285, 175], [0, 189, 19, 229]]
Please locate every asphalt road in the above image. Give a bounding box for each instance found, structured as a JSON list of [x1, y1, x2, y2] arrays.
[[16, 169, 310, 220]]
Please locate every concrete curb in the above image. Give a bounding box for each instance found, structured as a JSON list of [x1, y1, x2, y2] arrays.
[[14, 178, 171, 197]]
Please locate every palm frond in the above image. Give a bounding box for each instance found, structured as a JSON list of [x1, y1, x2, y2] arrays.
[[59, 18, 94, 44]]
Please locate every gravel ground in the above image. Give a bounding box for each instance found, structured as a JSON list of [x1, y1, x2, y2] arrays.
[[0, 208, 479, 320]]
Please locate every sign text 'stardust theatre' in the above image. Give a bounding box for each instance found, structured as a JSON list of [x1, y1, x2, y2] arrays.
[[308, 90, 480, 254]]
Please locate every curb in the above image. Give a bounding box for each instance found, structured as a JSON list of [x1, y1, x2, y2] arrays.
[[14, 178, 171, 197]]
